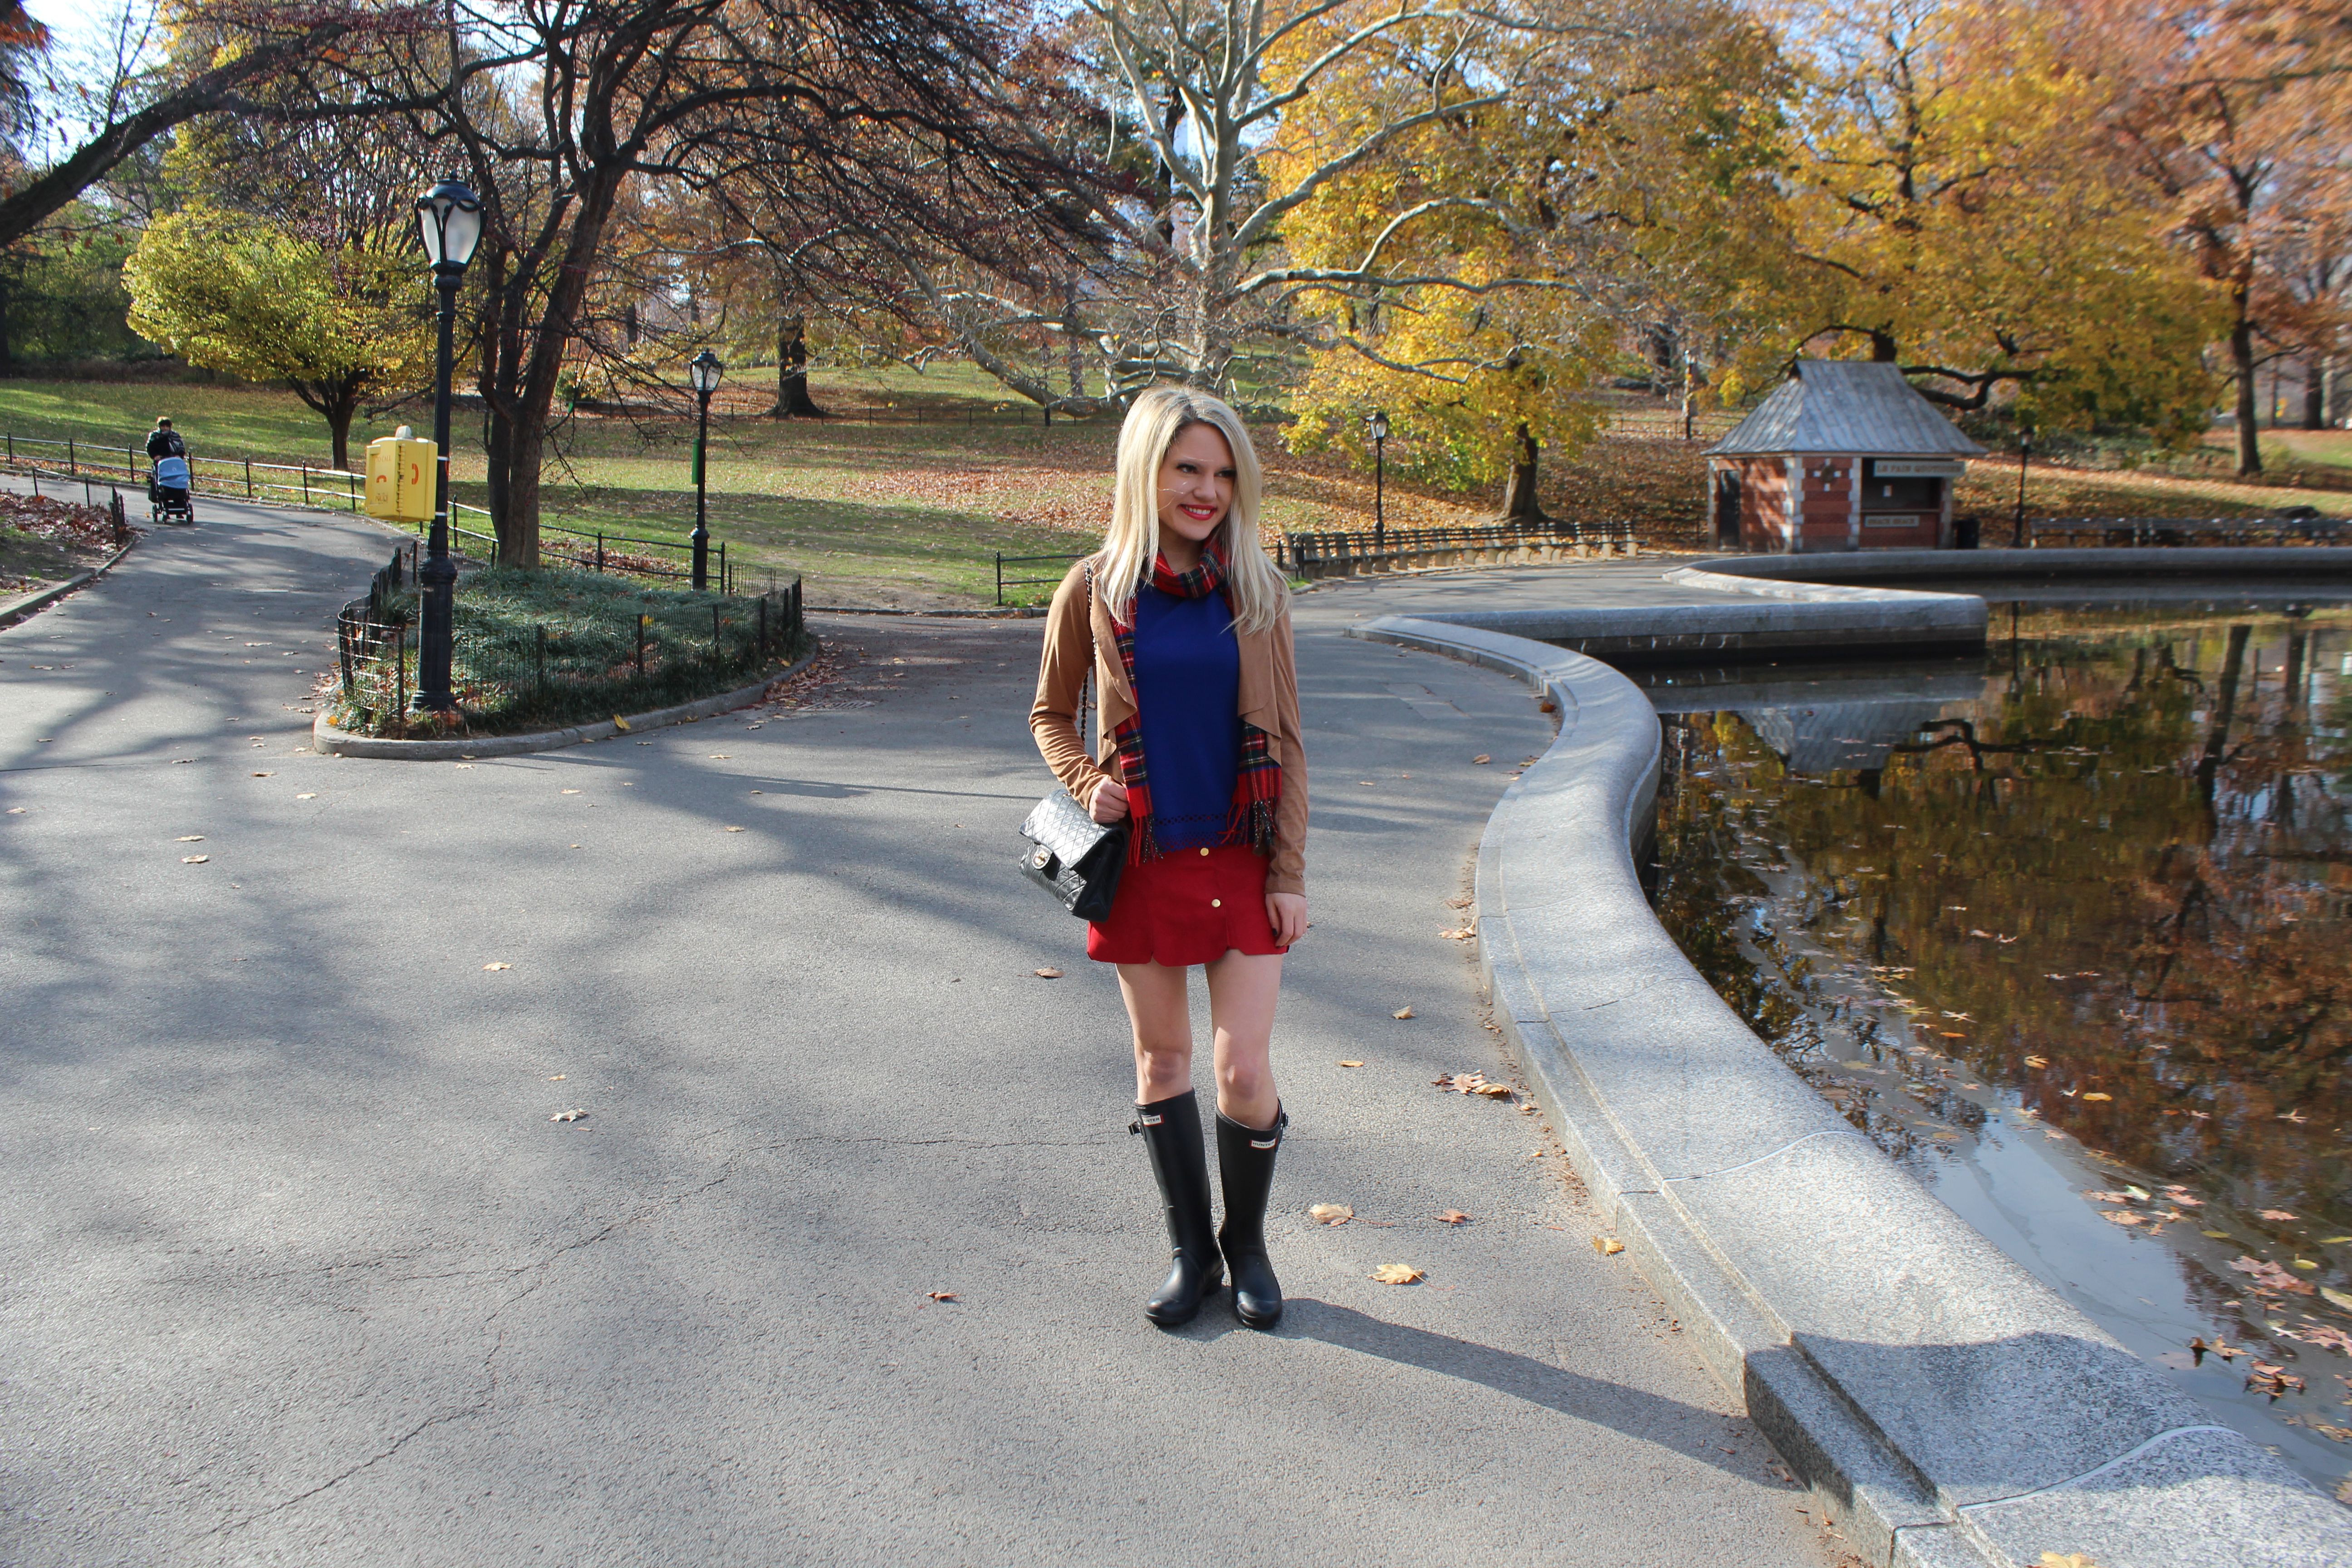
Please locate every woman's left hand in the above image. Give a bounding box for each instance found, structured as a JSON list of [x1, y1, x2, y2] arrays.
[[1265, 892, 1308, 948]]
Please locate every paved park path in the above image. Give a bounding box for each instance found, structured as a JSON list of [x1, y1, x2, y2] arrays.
[[1, 505, 1825, 1566]]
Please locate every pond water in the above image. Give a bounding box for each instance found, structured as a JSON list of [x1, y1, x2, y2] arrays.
[[1635, 598, 2352, 1493]]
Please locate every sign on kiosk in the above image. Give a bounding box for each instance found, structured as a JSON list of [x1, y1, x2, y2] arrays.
[[365, 427, 436, 522]]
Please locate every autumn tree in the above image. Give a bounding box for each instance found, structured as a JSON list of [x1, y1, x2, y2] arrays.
[[1271, 0, 1784, 511], [367, 0, 1083, 566], [0, 1, 446, 250], [125, 205, 430, 468], [1722, 0, 2225, 448]]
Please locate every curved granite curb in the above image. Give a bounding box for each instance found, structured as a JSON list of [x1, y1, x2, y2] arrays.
[[1676, 544, 2352, 590], [314, 647, 818, 761], [1348, 612, 2352, 1568], [1404, 578, 1988, 662], [0, 536, 138, 629]]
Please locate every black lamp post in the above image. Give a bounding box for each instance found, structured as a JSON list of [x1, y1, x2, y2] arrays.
[[689, 349, 723, 590], [2010, 428, 2033, 548], [413, 178, 482, 712], [1367, 409, 1390, 550]]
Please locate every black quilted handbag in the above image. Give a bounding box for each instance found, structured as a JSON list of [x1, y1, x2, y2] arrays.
[[1019, 789, 1129, 921]]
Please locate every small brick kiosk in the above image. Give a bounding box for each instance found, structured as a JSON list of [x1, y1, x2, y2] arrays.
[[1704, 361, 1985, 552]]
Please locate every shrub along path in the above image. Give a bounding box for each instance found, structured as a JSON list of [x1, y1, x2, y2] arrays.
[[0, 499, 1824, 1566]]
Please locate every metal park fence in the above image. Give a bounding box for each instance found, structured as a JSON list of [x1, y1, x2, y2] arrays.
[[2027, 515, 2351, 548], [1276, 518, 1641, 579], [996, 550, 1087, 606], [0, 432, 504, 545], [334, 569, 805, 737]]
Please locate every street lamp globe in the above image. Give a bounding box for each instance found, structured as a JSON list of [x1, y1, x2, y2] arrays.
[[1367, 409, 1390, 442], [689, 349, 725, 396], [415, 180, 483, 274]]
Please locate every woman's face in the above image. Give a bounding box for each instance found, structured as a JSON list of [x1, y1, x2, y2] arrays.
[[1155, 422, 1236, 555]]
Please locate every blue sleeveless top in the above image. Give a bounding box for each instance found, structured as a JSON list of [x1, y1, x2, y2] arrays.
[[1130, 584, 1242, 850]]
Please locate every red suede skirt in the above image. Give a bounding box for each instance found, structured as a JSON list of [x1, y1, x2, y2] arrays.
[[1087, 843, 1286, 966]]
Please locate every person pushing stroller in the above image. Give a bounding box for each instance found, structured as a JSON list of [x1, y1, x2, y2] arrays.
[[148, 418, 194, 524]]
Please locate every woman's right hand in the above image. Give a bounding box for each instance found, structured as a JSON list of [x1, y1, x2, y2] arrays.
[[1090, 778, 1131, 823]]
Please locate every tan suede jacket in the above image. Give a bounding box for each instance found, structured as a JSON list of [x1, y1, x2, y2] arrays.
[[1029, 557, 1310, 897]]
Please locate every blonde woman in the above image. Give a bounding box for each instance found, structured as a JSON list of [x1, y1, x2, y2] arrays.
[[1030, 386, 1310, 1330]]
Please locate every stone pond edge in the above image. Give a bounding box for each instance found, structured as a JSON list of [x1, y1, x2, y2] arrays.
[[1346, 611, 2352, 1568], [313, 646, 819, 761]]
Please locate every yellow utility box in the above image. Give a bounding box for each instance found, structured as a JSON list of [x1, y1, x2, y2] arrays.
[[365, 427, 437, 522]]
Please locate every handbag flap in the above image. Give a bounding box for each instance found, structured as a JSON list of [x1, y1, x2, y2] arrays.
[[1022, 789, 1117, 866]]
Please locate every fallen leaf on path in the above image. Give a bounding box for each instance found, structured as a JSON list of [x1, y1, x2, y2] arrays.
[[4, 807, 20, 813], [709, 755, 730, 760], [547, 1075, 565, 1081], [2322, 1286, 2352, 1312], [1338, 1060, 1364, 1068], [2261, 1209, 2298, 1221], [2103, 1211, 2146, 1227], [251, 771, 273, 778], [1309, 1203, 1353, 1225], [1371, 1263, 1425, 1284], [1592, 1236, 1625, 1256], [181, 854, 208, 863], [2203, 1230, 2233, 1239], [549, 1108, 588, 1122], [613, 717, 630, 731], [1438, 927, 1475, 941], [1445, 897, 1470, 909], [2039, 1554, 2100, 1568], [926, 1291, 957, 1302], [176, 835, 203, 842], [724, 825, 745, 832], [295, 793, 315, 800], [1436, 1209, 1471, 1226], [1472, 754, 1491, 764], [1537, 700, 1557, 713], [2081, 1092, 2113, 1102], [1392, 1006, 1416, 1019], [483, 962, 511, 971], [1034, 967, 1064, 979], [561, 789, 581, 795]]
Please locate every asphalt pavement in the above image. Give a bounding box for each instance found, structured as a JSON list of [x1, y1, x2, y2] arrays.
[[0, 503, 1825, 1566]]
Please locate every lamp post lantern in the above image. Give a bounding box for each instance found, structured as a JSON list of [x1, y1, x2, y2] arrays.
[[412, 178, 482, 712], [2011, 428, 2033, 548], [689, 349, 724, 591], [1367, 410, 1390, 551]]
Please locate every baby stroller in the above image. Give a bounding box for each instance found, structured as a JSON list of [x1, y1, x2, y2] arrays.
[[150, 454, 195, 525]]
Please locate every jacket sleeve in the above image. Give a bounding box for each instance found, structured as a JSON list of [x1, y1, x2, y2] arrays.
[[1029, 562, 1115, 808], [1266, 608, 1310, 898]]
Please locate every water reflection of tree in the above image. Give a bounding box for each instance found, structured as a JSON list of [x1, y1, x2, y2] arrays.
[[1653, 617, 2352, 1238]]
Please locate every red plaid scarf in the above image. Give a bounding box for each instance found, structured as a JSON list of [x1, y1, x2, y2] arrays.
[[1102, 544, 1281, 864]]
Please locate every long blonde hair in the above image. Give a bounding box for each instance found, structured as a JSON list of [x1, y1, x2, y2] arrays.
[[1098, 385, 1290, 635]]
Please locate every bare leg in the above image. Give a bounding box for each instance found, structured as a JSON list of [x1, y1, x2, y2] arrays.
[[1119, 960, 1194, 1102], [1205, 950, 1284, 1129]]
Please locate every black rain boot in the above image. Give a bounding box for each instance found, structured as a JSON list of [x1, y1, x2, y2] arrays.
[[1215, 1105, 1289, 1329], [1130, 1092, 1223, 1327]]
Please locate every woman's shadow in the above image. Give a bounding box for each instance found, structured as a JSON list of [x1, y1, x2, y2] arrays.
[[1186, 1296, 1783, 1482]]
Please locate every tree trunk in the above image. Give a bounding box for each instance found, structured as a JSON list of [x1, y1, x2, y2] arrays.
[[2303, 354, 2326, 431], [2231, 301, 2261, 476], [327, 395, 356, 473], [768, 313, 824, 417], [1500, 423, 1544, 522]]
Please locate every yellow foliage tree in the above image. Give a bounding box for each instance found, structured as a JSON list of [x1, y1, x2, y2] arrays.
[[1269, 0, 1788, 513], [125, 206, 431, 470], [1752, 0, 2226, 445]]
